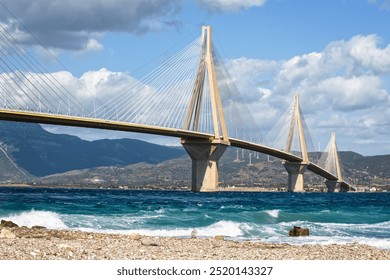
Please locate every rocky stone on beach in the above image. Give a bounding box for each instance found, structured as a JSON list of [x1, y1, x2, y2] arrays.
[[141, 238, 159, 247], [0, 220, 19, 228], [0, 228, 16, 239], [128, 234, 142, 240], [289, 226, 309, 236], [31, 226, 47, 230], [214, 235, 225, 241]]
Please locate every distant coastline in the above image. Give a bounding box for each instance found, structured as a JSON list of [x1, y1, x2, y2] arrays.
[[1, 183, 388, 193], [0, 183, 390, 193]]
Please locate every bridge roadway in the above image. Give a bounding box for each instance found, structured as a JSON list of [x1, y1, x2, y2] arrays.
[[0, 109, 346, 187]]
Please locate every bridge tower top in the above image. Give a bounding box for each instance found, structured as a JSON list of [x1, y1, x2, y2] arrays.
[[318, 131, 344, 182], [331, 132, 343, 181], [285, 94, 309, 162], [183, 26, 229, 144]]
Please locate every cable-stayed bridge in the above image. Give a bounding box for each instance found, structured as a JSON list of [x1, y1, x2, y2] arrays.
[[0, 25, 351, 192]]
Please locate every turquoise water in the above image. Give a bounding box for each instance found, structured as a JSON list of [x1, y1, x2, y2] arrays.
[[0, 187, 389, 249]]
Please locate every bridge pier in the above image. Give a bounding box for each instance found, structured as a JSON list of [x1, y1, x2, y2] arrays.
[[181, 139, 228, 192], [340, 183, 350, 192], [283, 162, 308, 192], [325, 180, 343, 192]]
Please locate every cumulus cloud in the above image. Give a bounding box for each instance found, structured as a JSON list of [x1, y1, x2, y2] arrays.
[[222, 34, 390, 154], [0, 0, 269, 53], [265, 34, 390, 111], [59, 68, 139, 107], [0, 67, 139, 117], [84, 39, 104, 52], [197, 0, 267, 12], [0, 0, 182, 51], [344, 35, 390, 74], [303, 75, 388, 111]]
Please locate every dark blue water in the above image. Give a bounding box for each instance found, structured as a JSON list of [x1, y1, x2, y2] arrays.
[[0, 187, 389, 249]]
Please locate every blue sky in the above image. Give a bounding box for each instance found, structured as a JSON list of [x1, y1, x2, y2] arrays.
[[1, 0, 390, 156], [54, 0, 390, 75]]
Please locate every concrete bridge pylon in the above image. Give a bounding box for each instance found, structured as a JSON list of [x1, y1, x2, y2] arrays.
[[181, 26, 230, 192], [283, 94, 309, 192], [325, 132, 345, 192]]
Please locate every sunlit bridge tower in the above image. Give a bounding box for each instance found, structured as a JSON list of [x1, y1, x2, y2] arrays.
[[181, 26, 230, 192], [282, 94, 309, 192], [322, 132, 346, 192]]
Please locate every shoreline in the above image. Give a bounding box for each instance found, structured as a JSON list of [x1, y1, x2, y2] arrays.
[[0, 184, 300, 192], [1, 184, 388, 193], [1, 226, 389, 260]]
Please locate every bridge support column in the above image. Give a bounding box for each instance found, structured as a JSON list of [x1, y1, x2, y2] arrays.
[[325, 180, 342, 193], [283, 162, 308, 192], [181, 139, 228, 192]]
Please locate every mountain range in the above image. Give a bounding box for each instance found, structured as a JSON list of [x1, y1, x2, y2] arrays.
[[0, 120, 184, 178]]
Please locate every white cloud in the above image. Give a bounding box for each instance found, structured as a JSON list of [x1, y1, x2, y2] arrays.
[[0, 0, 270, 55], [345, 35, 390, 74], [0, 68, 140, 116], [303, 75, 388, 111], [197, 0, 267, 12], [0, 0, 182, 51], [50, 68, 141, 116], [268, 35, 390, 111], [84, 39, 104, 52], [220, 34, 390, 154], [0, 0, 268, 53], [225, 57, 279, 98]]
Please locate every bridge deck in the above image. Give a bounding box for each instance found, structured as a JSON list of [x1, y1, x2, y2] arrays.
[[0, 109, 212, 140], [0, 109, 349, 189]]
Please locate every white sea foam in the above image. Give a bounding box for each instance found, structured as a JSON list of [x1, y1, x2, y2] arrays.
[[76, 220, 247, 239], [196, 221, 244, 237], [140, 220, 245, 238], [265, 209, 280, 218], [154, 209, 165, 214], [1, 210, 68, 229]]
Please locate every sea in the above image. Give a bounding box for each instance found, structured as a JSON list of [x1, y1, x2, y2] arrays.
[[0, 187, 389, 250]]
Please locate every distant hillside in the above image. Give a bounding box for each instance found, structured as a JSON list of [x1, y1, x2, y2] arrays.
[[36, 148, 289, 188], [343, 154, 390, 177], [0, 142, 32, 182], [36, 149, 390, 189], [0, 121, 185, 177]]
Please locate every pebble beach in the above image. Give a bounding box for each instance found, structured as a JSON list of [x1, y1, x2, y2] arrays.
[[1, 223, 389, 260]]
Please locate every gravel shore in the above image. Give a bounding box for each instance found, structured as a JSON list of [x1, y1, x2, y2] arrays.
[[1, 224, 389, 260]]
